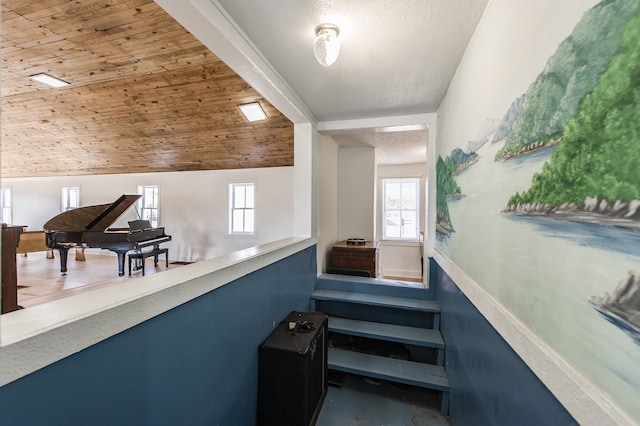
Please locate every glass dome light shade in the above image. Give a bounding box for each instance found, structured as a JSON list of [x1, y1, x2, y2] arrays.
[[313, 24, 340, 66]]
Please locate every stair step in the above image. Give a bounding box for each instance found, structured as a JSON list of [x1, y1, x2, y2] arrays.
[[328, 347, 449, 392], [328, 317, 444, 349], [311, 289, 440, 313], [317, 273, 433, 299]]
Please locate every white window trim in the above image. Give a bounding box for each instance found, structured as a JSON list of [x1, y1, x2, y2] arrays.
[[382, 177, 420, 241], [228, 182, 255, 235], [61, 186, 80, 211], [137, 185, 160, 227], [1, 187, 12, 225]]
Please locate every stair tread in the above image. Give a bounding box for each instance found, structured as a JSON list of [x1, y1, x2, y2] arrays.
[[328, 348, 449, 391], [311, 289, 440, 313], [328, 317, 444, 348]]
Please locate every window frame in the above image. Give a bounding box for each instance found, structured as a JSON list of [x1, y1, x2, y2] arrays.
[[137, 185, 160, 227], [61, 186, 80, 211], [228, 182, 255, 235], [1, 187, 12, 225], [381, 177, 420, 241]]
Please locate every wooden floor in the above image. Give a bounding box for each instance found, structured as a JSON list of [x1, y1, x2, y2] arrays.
[[384, 275, 423, 283], [15, 250, 183, 309]]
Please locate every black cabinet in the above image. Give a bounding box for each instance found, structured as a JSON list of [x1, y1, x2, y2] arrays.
[[257, 311, 328, 426]]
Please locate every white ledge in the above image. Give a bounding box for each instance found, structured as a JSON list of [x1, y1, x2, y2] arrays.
[[433, 249, 632, 426], [0, 237, 316, 387]]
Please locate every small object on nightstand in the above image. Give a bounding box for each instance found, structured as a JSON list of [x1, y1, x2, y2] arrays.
[[346, 238, 366, 245]]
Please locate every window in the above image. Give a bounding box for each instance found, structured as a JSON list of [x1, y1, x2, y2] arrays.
[[138, 185, 159, 227], [1, 188, 12, 225], [229, 183, 255, 234], [382, 178, 419, 240], [62, 187, 80, 211]]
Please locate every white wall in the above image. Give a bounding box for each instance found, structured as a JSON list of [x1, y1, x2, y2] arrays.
[[317, 145, 427, 279], [337, 146, 376, 241], [293, 123, 317, 239], [2, 167, 294, 262], [316, 116, 435, 279], [377, 163, 425, 279], [317, 135, 339, 272]]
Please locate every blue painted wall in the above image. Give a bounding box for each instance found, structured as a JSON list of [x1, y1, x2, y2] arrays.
[[0, 246, 317, 426], [429, 257, 577, 425]]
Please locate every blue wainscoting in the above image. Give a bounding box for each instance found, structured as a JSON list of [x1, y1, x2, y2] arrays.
[[0, 246, 317, 426], [429, 257, 577, 425]]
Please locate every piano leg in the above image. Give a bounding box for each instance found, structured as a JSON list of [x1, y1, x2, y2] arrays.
[[56, 247, 70, 274], [114, 250, 127, 277]]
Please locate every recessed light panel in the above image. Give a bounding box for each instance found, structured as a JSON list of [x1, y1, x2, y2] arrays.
[[239, 102, 268, 122], [30, 73, 70, 88]]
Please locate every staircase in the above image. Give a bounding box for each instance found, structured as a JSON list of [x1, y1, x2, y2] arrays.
[[311, 274, 449, 416]]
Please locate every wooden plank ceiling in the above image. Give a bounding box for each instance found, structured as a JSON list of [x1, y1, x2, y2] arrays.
[[1, 0, 294, 178]]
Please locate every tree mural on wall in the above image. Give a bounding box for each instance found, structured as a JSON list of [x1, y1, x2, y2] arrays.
[[435, 156, 460, 235], [505, 2, 640, 219], [434, 0, 640, 418], [504, 1, 640, 337], [436, 0, 640, 237], [495, 0, 637, 160], [438, 0, 640, 334]]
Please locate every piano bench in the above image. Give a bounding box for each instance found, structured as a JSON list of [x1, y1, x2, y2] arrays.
[[128, 247, 169, 276]]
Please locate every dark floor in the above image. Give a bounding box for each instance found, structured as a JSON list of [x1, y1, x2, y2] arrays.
[[316, 373, 450, 426]]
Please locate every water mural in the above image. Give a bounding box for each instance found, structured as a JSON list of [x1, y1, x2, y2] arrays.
[[436, 0, 640, 419]]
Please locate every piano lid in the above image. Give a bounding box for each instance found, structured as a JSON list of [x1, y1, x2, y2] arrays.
[[44, 194, 142, 232]]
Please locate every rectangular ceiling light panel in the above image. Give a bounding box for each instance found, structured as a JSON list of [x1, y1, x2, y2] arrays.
[[239, 102, 268, 121], [30, 73, 70, 88]]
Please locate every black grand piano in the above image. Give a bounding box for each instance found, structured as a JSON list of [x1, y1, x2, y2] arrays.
[[44, 194, 171, 276]]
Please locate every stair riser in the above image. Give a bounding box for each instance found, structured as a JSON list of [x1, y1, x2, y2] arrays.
[[327, 348, 450, 416], [328, 362, 449, 416], [311, 281, 449, 416], [314, 300, 435, 329], [317, 275, 435, 299], [330, 333, 441, 365], [407, 345, 440, 365]]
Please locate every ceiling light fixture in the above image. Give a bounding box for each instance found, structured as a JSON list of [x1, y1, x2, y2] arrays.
[[30, 73, 70, 88], [239, 102, 268, 122], [313, 23, 340, 67]]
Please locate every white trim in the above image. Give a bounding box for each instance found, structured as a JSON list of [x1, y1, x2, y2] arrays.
[[0, 187, 13, 225], [0, 237, 316, 387], [137, 185, 159, 227], [61, 186, 80, 211], [433, 249, 632, 426], [317, 113, 436, 135], [381, 177, 420, 240], [228, 182, 256, 235]]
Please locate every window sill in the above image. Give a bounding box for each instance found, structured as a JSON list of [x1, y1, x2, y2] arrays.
[[379, 239, 421, 246]]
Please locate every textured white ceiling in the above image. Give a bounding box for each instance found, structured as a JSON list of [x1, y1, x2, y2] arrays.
[[171, 0, 489, 164], [216, 0, 489, 122], [333, 130, 428, 165]]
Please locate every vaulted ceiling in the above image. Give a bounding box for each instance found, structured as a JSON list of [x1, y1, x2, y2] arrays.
[[1, 0, 489, 178], [0, 0, 293, 178]]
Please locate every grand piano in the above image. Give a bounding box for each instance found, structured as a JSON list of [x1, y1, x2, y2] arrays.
[[44, 194, 171, 276]]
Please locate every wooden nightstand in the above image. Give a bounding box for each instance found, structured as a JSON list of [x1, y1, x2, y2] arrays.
[[330, 240, 379, 278]]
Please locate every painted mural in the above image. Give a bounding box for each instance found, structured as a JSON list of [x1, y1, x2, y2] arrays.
[[436, 0, 640, 420]]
